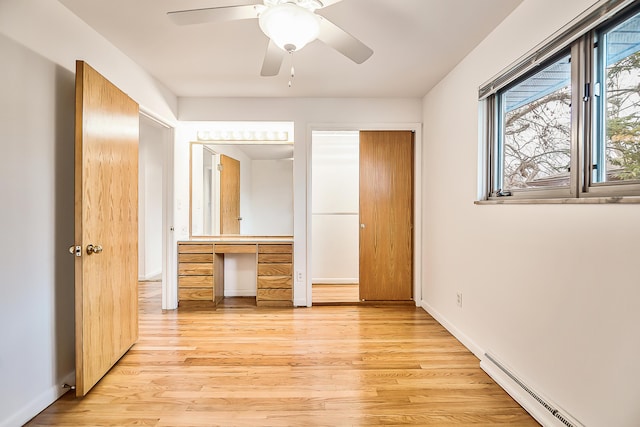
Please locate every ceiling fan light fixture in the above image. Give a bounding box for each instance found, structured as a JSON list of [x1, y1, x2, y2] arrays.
[[258, 3, 320, 52]]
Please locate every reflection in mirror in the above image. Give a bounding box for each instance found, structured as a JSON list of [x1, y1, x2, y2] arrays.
[[191, 142, 294, 237]]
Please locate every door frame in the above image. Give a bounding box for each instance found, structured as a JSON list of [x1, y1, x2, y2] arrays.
[[140, 108, 177, 310], [306, 122, 423, 307]]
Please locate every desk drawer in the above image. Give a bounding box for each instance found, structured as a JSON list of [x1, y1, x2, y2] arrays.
[[178, 276, 213, 287], [258, 253, 292, 264], [179, 288, 213, 301], [178, 263, 213, 276], [179, 253, 213, 263], [178, 243, 214, 254], [258, 276, 292, 289], [215, 244, 257, 254], [258, 244, 292, 254], [257, 288, 293, 302], [258, 263, 292, 276]]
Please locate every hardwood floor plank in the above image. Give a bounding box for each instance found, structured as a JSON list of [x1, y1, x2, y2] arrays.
[[26, 281, 538, 426], [312, 283, 360, 304]]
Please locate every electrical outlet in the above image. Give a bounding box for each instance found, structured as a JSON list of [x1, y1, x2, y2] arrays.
[[456, 292, 463, 308], [296, 271, 303, 282]]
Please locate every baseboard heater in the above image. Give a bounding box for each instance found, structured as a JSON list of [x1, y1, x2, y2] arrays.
[[481, 353, 584, 427]]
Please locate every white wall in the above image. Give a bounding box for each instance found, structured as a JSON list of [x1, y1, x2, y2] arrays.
[[421, 0, 640, 426], [222, 254, 258, 297], [0, 32, 75, 427], [311, 131, 359, 283], [139, 117, 164, 280], [176, 98, 423, 306], [250, 159, 294, 235], [0, 1, 177, 425]]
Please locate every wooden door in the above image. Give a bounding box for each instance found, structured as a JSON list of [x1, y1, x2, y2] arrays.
[[220, 154, 241, 234], [74, 61, 139, 396], [359, 130, 414, 301]]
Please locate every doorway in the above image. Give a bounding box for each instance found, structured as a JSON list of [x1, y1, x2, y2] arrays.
[[311, 131, 360, 303], [138, 112, 174, 309], [311, 130, 415, 304], [139, 115, 165, 282]]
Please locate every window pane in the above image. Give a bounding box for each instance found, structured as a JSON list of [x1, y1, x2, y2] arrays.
[[499, 54, 572, 190], [597, 11, 640, 183]]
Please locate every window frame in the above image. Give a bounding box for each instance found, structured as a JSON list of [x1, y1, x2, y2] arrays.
[[479, 0, 640, 202], [584, 5, 640, 197], [492, 48, 578, 200]]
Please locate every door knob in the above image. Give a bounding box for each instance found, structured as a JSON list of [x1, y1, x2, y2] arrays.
[[86, 244, 103, 255]]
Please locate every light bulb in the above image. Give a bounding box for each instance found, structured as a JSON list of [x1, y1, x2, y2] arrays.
[[259, 3, 320, 52]]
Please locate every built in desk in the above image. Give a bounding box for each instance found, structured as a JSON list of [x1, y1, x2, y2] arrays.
[[177, 236, 293, 307]]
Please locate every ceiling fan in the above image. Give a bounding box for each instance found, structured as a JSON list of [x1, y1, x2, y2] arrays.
[[167, 0, 373, 77]]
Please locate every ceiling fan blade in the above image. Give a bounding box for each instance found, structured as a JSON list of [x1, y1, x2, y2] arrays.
[[317, 17, 373, 64], [167, 5, 259, 26], [261, 39, 285, 76]]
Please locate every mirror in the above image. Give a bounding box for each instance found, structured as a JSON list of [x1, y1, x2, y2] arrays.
[[190, 141, 294, 237]]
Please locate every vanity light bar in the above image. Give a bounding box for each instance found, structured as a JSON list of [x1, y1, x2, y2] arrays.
[[197, 130, 290, 142]]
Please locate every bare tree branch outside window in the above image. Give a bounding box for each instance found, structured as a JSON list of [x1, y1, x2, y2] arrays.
[[500, 49, 640, 190], [502, 87, 571, 190]]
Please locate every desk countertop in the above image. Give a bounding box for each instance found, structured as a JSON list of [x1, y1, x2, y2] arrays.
[[179, 236, 293, 244]]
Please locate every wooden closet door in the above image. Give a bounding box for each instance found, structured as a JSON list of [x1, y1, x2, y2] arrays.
[[359, 130, 413, 301], [74, 61, 139, 396]]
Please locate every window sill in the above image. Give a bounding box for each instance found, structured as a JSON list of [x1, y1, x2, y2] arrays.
[[475, 196, 640, 205]]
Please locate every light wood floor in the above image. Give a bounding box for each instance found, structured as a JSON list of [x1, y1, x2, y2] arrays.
[[28, 282, 538, 426], [312, 283, 360, 304]]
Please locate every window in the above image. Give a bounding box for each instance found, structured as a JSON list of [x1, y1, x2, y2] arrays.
[[499, 53, 572, 192], [481, 0, 640, 201], [593, 10, 640, 184]]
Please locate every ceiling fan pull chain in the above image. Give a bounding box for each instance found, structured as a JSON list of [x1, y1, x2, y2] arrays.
[[288, 52, 295, 88]]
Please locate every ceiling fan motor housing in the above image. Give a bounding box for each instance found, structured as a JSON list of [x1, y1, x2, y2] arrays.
[[258, 2, 321, 52], [265, 0, 324, 10]]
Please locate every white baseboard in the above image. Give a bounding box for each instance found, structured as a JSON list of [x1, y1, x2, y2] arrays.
[[481, 355, 583, 427], [419, 300, 483, 359], [294, 297, 310, 307], [2, 370, 74, 427], [312, 278, 358, 285]]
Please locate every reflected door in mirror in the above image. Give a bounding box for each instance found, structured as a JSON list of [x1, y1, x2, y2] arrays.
[[220, 154, 240, 234]]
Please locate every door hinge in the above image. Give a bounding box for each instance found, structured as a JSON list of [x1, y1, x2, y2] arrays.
[[217, 164, 223, 171]]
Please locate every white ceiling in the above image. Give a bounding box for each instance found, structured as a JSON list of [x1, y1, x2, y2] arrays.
[[57, 0, 523, 98]]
